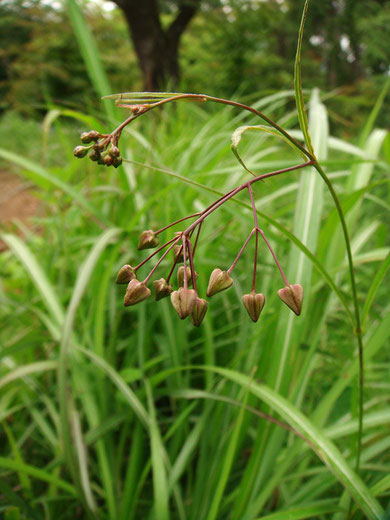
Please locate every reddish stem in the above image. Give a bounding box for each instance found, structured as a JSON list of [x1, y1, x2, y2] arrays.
[[259, 229, 289, 285], [184, 162, 314, 236], [182, 236, 188, 289], [227, 228, 256, 275], [135, 236, 179, 271], [143, 239, 179, 284], [186, 238, 198, 294], [155, 213, 200, 236]]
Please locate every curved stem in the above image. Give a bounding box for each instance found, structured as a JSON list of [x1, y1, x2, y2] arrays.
[[139, 94, 315, 162], [313, 161, 363, 473]]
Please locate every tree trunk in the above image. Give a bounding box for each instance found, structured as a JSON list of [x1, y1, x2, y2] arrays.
[[112, 0, 199, 91]]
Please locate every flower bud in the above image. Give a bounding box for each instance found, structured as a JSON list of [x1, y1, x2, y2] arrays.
[[104, 154, 114, 166], [191, 297, 208, 327], [277, 284, 303, 316], [88, 148, 100, 162], [88, 130, 100, 141], [153, 278, 173, 301], [177, 266, 198, 287], [173, 244, 184, 262], [80, 132, 92, 143], [109, 145, 120, 158], [137, 230, 159, 250], [206, 268, 233, 297], [116, 264, 136, 284], [242, 292, 265, 322], [93, 141, 106, 152], [97, 151, 107, 165], [170, 288, 196, 319], [124, 280, 151, 307], [113, 156, 123, 168], [73, 145, 89, 158]]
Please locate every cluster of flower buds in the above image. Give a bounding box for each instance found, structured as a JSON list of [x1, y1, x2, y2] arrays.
[[73, 130, 123, 168], [115, 214, 303, 328]]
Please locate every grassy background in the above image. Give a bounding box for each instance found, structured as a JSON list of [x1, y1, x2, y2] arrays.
[[1, 2, 390, 519]]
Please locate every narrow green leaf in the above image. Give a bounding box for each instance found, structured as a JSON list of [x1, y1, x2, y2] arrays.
[[256, 499, 341, 520], [0, 361, 57, 390], [0, 457, 76, 495], [1, 234, 64, 327], [361, 250, 390, 329], [146, 382, 170, 520], [231, 125, 306, 176], [65, 0, 115, 121], [294, 0, 313, 155]]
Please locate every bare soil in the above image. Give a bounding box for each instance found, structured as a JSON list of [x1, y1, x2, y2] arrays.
[[0, 170, 40, 251]]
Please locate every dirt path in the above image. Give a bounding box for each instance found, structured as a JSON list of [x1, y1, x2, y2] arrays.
[[0, 170, 40, 251]]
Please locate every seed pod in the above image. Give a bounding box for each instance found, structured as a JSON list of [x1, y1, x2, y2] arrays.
[[153, 278, 173, 301], [242, 292, 265, 322], [73, 145, 89, 158], [88, 148, 101, 162], [124, 280, 151, 307], [116, 264, 136, 284], [177, 266, 198, 287], [170, 288, 196, 319], [137, 230, 159, 250], [190, 297, 208, 327], [206, 268, 233, 297], [277, 283, 303, 316]]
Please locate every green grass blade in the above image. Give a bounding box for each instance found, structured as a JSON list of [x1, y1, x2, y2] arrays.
[[294, 0, 313, 155], [146, 382, 170, 520], [1, 234, 64, 327], [0, 457, 76, 495], [256, 499, 342, 520], [0, 361, 57, 390], [65, 0, 115, 121], [361, 250, 390, 329]]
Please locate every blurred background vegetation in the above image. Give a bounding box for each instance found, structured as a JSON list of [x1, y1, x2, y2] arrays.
[[1, 1, 390, 519]]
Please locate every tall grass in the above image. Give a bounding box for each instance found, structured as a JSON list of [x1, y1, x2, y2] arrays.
[[1, 1, 390, 519]]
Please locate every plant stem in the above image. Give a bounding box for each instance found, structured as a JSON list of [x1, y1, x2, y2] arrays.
[[227, 229, 256, 275], [313, 161, 364, 473], [143, 238, 180, 284], [186, 238, 198, 294], [135, 236, 178, 271], [184, 162, 313, 236], [182, 236, 188, 289], [137, 94, 315, 162], [259, 229, 289, 286], [155, 213, 200, 235]]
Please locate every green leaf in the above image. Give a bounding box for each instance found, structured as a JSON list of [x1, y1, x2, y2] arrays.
[[1, 234, 64, 328], [294, 0, 314, 155], [65, 0, 115, 121], [256, 499, 341, 520], [231, 125, 306, 176], [0, 457, 76, 495]]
